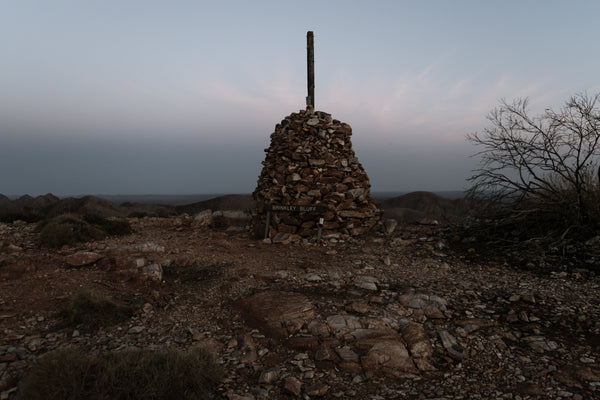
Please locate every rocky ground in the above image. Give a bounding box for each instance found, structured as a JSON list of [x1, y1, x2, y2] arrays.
[[1, 216, 600, 399]]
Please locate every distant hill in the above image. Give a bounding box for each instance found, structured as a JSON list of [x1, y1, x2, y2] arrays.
[[380, 191, 475, 223], [175, 194, 253, 215], [373, 191, 467, 201], [0, 194, 174, 221], [1, 191, 473, 224], [0, 194, 13, 208], [95, 194, 224, 206], [0, 193, 254, 222]]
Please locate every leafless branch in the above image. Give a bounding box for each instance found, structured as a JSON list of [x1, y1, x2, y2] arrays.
[[467, 92, 600, 232]]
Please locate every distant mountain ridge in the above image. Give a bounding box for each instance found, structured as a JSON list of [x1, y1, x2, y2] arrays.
[[95, 194, 224, 206], [0, 194, 172, 221], [0, 191, 473, 224], [4, 191, 467, 203], [380, 191, 475, 223]]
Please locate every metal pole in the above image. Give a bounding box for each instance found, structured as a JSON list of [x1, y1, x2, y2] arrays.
[[307, 31, 314, 110]]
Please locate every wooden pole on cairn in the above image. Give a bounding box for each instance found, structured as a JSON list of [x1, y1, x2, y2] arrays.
[[307, 31, 314, 110]]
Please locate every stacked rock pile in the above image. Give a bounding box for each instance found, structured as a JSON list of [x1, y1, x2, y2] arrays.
[[253, 108, 381, 239]]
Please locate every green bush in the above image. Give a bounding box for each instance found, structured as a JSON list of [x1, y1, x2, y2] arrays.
[[16, 347, 223, 400], [60, 289, 134, 331], [36, 214, 131, 248]]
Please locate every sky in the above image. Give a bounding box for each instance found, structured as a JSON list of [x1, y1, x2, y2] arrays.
[[1, 0, 599, 196]]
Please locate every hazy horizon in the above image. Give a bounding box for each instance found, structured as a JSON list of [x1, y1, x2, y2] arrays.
[[2, 1, 599, 197], [0, 190, 466, 204], [3, 189, 468, 199]]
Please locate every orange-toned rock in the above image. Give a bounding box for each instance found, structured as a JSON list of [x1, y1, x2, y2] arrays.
[[284, 377, 302, 397], [235, 291, 315, 339]]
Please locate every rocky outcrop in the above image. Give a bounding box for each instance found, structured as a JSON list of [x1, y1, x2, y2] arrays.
[[235, 289, 446, 379], [253, 109, 381, 239]]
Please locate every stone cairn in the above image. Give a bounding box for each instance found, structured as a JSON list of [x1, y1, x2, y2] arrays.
[[252, 108, 381, 239]]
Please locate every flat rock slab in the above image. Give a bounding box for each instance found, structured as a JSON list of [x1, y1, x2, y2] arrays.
[[326, 314, 362, 337], [236, 291, 315, 339], [353, 276, 379, 291], [398, 292, 448, 319], [64, 251, 103, 267], [117, 242, 165, 253]]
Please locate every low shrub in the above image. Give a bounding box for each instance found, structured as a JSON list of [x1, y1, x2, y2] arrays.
[[0, 211, 44, 223], [128, 211, 150, 218], [16, 347, 223, 400], [82, 214, 132, 236], [36, 214, 131, 248], [155, 207, 172, 218], [60, 289, 134, 331], [37, 215, 104, 247]]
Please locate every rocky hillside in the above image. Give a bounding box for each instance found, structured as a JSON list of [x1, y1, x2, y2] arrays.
[[1, 214, 599, 399]]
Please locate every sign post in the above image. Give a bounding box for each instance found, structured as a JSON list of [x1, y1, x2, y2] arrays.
[[264, 202, 327, 242], [306, 31, 314, 110]]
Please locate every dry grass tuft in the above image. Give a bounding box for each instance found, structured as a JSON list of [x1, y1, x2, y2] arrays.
[[16, 347, 223, 400], [60, 289, 135, 331]]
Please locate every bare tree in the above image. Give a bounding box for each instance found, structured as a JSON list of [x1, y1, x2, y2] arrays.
[[467, 92, 600, 235]]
